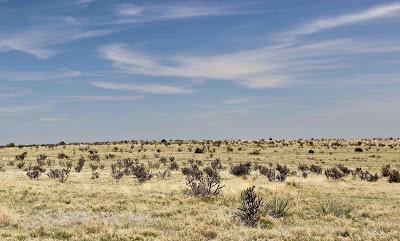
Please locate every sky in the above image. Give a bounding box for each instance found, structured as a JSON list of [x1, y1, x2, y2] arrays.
[[1, 0, 400, 144]]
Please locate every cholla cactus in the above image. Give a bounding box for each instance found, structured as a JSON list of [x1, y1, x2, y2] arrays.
[[237, 186, 263, 227]]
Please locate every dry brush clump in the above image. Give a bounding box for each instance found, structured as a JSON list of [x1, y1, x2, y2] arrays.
[[74, 156, 86, 173], [26, 165, 45, 180], [182, 162, 224, 197], [131, 164, 153, 183], [111, 161, 124, 181], [113, 158, 153, 183], [47, 168, 70, 183], [352, 168, 379, 182], [169, 161, 179, 170], [230, 162, 251, 176], [325, 164, 352, 180], [389, 169, 400, 183], [16, 152, 27, 169], [89, 162, 100, 179], [381, 164, 391, 177], [57, 152, 69, 160], [258, 164, 289, 182], [36, 154, 47, 166]]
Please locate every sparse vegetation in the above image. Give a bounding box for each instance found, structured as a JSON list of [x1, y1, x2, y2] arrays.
[[265, 193, 292, 218], [230, 162, 251, 176], [389, 169, 400, 183], [0, 138, 399, 240], [182, 163, 224, 197], [237, 186, 263, 227]]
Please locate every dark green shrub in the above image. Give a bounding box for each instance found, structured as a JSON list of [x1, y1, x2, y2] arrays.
[[389, 169, 400, 183], [237, 186, 263, 227]]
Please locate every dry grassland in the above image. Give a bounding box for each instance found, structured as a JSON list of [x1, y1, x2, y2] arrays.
[[0, 139, 399, 241]]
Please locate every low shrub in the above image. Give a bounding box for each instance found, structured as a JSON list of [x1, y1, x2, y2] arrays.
[[354, 147, 363, 152], [310, 164, 322, 174], [182, 163, 224, 197], [131, 164, 152, 183], [89, 162, 100, 179], [336, 164, 351, 176], [230, 162, 251, 176], [111, 161, 124, 181], [26, 165, 44, 180], [325, 167, 346, 180], [389, 169, 400, 183], [381, 164, 391, 177], [353, 168, 379, 182], [47, 168, 70, 183], [169, 161, 179, 170], [194, 147, 205, 154], [210, 159, 223, 171], [74, 156, 85, 173], [265, 193, 292, 218], [259, 164, 289, 182], [237, 186, 263, 227]]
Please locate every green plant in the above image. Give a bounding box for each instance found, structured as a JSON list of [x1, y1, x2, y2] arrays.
[[265, 193, 292, 218], [237, 186, 263, 227], [318, 199, 354, 218]]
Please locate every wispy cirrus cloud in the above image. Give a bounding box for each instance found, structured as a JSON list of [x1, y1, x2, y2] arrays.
[[114, 3, 143, 17], [90, 81, 193, 95], [0, 1, 250, 59], [285, 2, 400, 38], [0, 24, 114, 59], [98, 38, 400, 89], [75, 0, 95, 6], [109, 3, 246, 24]]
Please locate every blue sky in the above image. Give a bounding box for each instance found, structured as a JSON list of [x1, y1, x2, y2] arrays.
[[1, 0, 400, 144]]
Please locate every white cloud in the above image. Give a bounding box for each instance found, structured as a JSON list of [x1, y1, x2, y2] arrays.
[[99, 39, 400, 89], [108, 3, 244, 24], [114, 4, 143, 17], [90, 81, 193, 94], [286, 2, 400, 37], [76, 0, 95, 5], [0, 25, 113, 59]]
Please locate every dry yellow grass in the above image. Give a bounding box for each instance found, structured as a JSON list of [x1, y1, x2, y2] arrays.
[[0, 207, 13, 228], [0, 139, 399, 240]]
